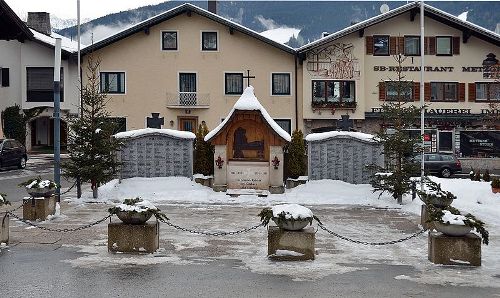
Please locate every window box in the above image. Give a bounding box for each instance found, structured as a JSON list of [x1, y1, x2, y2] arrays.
[[311, 101, 357, 109]]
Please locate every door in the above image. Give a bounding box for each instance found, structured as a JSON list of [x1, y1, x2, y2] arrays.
[[178, 117, 197, 134], [179, 73, 197, 106]]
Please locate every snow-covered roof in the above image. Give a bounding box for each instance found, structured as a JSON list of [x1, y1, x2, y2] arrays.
[[204, 86, 291, 142], [30, 29, 83, 53], [305, 131, 376, 143], [114, 128, 196, 140], [298, 2, 500, 52]]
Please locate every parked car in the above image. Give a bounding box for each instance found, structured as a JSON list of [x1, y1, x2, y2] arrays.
[[0, 139, 28, 170], [412, 153, 462, 178]]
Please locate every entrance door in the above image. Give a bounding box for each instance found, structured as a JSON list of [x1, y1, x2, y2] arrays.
[[178, 117, 197, 133]]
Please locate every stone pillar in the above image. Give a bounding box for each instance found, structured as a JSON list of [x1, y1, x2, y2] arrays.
[[428, 231, 481, 266], [25, 122, 32, 152], [268, 226, 315, 261], [23, 196, 56, 221], [213, 145, 227, 192], [269, 146, 284, 194], [420, 205, 434, 230], [108, 221, 159, 253], [1, 212, 9, 244]]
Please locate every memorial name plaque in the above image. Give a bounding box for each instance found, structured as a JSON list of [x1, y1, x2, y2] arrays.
[[227, 161, 270, 190]]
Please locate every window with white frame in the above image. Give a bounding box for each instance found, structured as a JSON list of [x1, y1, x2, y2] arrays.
[[161, 31, 177, 50], [225, 73, 243, 95], [476, 82, 500, 101], [202, 32, 217, 51], [179, 73, 197, 105], [404, 36, 420, 56], [436, 36, 452, 56], [100, 72, 125, 94], [272, 73, 291, 95], [0, 67, 9, 87]]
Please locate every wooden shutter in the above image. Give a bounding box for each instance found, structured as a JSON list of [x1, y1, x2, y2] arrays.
[[424, 82, 431, 101], [429, 37, 436, 55], [390, 36, 397, 55], [452, 36, 460, 55], [458, 83, 465, 101], [424, 37, 429, 55], [379, 82, 386, 101], [398, 37, 405, 54], [366, 36, 374, 55], [413, 82, 420, 101], [468, 83, 476, 102], [1, 68, 9, 87]]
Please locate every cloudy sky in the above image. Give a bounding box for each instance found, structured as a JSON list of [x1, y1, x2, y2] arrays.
[[6, 0, 167, 19]]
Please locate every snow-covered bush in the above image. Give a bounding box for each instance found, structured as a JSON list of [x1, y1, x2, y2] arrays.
[[18, 177, 58, 189], [258, 204, 320, 226], [417, 177, 456, 207], [108, 198, 169, 221], [0, 193, 10, 206]]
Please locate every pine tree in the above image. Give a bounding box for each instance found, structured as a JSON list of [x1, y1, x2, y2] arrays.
[[287, 129, 306, 179], [371, 54, 423, 204], [193, 122, 214, 176], [63, 55, 121, 198]]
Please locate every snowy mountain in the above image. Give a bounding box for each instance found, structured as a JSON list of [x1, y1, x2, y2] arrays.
[[51, 15, 91, 30]]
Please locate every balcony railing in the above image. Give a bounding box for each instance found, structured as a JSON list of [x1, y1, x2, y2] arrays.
[[166, 92, 210, 108], [312, 100, 357, 109]]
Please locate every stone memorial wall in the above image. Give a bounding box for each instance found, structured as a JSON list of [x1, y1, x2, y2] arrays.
[[307, 132, 384, 184], [115, 129, 195, 179]]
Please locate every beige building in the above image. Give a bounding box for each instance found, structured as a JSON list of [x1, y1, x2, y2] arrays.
[[81, 3, 299, 136], [298, 3, 499, 160]]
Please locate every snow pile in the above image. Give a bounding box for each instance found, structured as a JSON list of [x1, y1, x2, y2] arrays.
[[272, 204, 313, 219], [271, 250, 304, 257], [114, 200, 159, 213], [457, 11, 468, 21], [0, 194, 5, 203], [305, 130, 376, 142], [441, 210, 468, 225], [114, 128, 195, 140], [204, 86, 291, 142], [26, 179, 53, 189]]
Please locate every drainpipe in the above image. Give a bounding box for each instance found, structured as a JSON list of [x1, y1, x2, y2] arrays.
[[294, 53, 299, 131]]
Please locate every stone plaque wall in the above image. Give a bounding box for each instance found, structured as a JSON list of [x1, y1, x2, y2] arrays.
[[307, 135, 383, 184], [118, 134, 193, 179], [227, 161, 270, 190]]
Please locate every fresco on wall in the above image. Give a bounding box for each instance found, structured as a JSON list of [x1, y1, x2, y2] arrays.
[[306, 43, 360, 80]]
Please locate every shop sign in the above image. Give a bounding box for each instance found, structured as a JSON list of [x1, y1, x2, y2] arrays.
[[371, 108, 500, 115]]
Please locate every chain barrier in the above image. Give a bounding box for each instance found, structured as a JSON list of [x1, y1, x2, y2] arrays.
[[7, 211, 111, 233], [59, 180, 78, 195], [6, 202, 25, 213], [317, 222, 427, 246], [159, 218, 264, 236]]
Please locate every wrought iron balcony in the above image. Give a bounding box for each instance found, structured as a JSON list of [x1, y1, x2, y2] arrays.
[[166, 92, 210, 108]]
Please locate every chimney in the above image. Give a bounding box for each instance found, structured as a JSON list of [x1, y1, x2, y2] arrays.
[[27, 12, 52, 35], [208, 0, 217, 14]]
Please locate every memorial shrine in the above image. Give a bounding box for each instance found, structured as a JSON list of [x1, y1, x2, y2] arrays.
[[205, 86, 291, 194]]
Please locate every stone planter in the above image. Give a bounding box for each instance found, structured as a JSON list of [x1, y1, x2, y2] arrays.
[[423, 196, 454, 208], [285, 177, 307, 189], [116, 211, 153, 224], [23, 196, 57, 221], [26, 187, 56, 198], [1, 212, 9, 244], [272, 218, 311, 231], [434, 222, 472, 237], [492, 187, 500, 194], [194, 176, 213, 188]]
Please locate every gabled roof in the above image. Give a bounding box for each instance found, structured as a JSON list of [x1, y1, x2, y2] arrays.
[[81, 3, 295, 55], [30, 29, 82, 54], [205, 86, 291, 142], [0, 0, 33, 41], [298, 2, 500, 52]]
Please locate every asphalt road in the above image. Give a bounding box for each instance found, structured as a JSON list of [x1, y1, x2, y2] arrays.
[[0, 155, 75, 203]]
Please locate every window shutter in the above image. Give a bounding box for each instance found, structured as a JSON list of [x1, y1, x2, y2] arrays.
[[389, 36, 397, 55], [452, 36, 460, 55], [413, 82, 420, 101], [468, 83, 476, 102], [1, 68, 9, 87], [458, 83, 465, 101], [366, 36, 374, 55], [379, 82, 386, 101], [429, 37, 436, 55], [424, 82, 431, 101], [398, 37, 405, 54], [424, 37, 429, 55]]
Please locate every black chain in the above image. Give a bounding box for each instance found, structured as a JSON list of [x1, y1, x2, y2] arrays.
[[318, 223, 426, 246], [6, 202, 25, 213], [7, 211, 111, 233], [59, 180, 78, 195], [159, 218, 264, 236]]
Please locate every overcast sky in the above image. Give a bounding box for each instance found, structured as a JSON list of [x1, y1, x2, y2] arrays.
[[6, 0, 167, 20]]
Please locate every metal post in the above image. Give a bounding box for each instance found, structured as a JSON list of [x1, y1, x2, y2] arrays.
[[54, 38, 62, 202], [77, 0, 82, 196], [420, 1, 425, 191]]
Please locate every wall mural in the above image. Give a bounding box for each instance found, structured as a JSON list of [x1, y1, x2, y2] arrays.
[[306, 43, 360, 80]]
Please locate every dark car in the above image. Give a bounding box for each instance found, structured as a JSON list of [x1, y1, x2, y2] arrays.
[[412, 153, 462, 178], [0, 139, 28, 170]]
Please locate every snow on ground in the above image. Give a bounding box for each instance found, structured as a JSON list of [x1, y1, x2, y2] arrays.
[[64, 176, 500, 286]]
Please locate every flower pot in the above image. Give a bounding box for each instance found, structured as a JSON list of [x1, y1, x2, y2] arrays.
[[272, 218, 310, 231], [424, 197, 454, 208], [116, 211, 153, 224], [26, 187, 55, 198], [492, 187, 500, 194], [434, 222, 472, 237]]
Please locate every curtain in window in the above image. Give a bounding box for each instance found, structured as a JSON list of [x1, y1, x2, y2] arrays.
[[179, 73, 196, 92], [273, 74, 290, 95], [225, 74, 242, 94], [202, 32, 217, 50], [162, 32, 177, 49]]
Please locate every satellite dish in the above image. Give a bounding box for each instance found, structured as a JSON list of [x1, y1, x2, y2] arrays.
[[380, 4, 390, 14]]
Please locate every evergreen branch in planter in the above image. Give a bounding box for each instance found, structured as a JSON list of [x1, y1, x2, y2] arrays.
[[258, 206, 321, 226], [18, 176, 59, 189], [426, 204, 489, 245], [0, 193, 10, 206], [417, 177, 456, 206], [491, 177, 500, 189], [108, 197, 169, 221]]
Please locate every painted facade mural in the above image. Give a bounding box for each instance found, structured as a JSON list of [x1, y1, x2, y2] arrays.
[[306, 43, 360, 80]]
